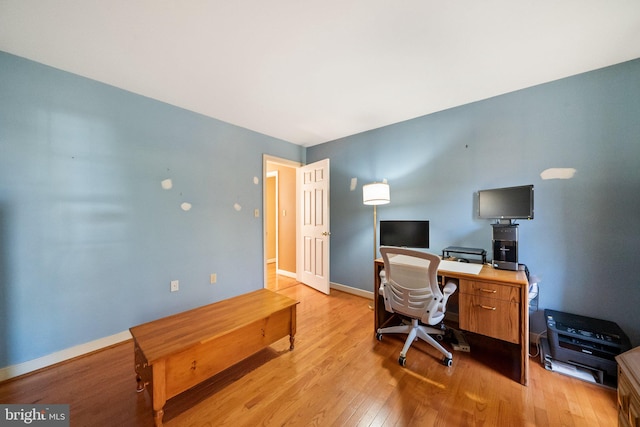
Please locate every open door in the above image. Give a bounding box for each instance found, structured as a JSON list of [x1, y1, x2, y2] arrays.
[[297, 159, 330, 294]]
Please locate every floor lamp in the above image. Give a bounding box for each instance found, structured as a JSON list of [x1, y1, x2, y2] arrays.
[[363, 182, 390, 260]]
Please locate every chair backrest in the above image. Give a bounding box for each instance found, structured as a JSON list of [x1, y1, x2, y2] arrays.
[[380, 246, 444, 325]]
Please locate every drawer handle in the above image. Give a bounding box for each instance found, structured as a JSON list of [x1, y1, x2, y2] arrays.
[[480, 304, 497, 311], [619, 394, 629, 412], [479, 288, 497, 293]]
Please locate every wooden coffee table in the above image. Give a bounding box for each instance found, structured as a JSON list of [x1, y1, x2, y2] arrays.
[[129, 289, 298, 426]]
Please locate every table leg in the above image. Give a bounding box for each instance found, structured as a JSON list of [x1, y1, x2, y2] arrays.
[[152, 361, 167, 426], [151, 408, 163, 427]]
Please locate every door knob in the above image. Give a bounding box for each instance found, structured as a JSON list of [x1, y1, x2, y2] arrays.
[[322, 231, 331, 236]]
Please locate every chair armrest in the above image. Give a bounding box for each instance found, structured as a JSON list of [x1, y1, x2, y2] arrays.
[[443, 280, 457, 295], [441, 280, 457, 306], [378, 269, 386, 295]]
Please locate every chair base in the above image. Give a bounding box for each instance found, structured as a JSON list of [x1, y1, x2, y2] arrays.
[[377, 318, 453, 367]]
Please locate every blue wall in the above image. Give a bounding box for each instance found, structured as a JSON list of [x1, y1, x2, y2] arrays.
[[0, 52, 304, 367], [2, 50, 638, 369], [308, 59, 640, 346]]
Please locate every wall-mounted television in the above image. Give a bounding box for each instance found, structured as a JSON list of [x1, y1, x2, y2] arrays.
[[478, 185, 534, 220], [379, 220, 429, 248]]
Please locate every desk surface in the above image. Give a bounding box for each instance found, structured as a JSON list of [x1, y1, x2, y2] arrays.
[[129, 289, 299, 364], [377, 257, 529, 285]]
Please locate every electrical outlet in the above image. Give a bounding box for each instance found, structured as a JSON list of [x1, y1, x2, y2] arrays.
[[210, 273, 217, 284], [170, 280, 179, 292]]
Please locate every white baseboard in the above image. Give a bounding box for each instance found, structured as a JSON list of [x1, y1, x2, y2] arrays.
[[0, 330, 132, 382], [0, 283, 373, 382], [330, 282, 374, 300], [277, 269, 296, 279]]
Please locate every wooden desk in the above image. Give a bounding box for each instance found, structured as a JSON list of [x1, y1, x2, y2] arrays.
[[374, 258, 530, 385], [129, 289, 298, 426], [616, 346, 640, 427]]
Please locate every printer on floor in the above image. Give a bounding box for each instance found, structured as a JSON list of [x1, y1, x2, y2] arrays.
[[545, 309, 631, 383]]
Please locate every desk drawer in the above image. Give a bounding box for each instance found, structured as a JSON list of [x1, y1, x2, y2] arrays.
[[460, 279, 520, 303], [618, 364, 640, 427], [459, 294, 520, 344]]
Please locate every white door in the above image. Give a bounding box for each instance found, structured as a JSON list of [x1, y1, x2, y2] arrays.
[[297, 159, 330, 294]]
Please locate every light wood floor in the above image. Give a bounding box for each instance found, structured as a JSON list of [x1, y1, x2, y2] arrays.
[[265, 262, 299, 291], [0, 283, 617, 426]]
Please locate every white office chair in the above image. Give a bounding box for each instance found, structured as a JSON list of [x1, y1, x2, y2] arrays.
[[376, 246, 457, 367]]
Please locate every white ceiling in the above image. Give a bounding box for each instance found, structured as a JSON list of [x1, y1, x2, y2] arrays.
[[1, 1, 640, 147]]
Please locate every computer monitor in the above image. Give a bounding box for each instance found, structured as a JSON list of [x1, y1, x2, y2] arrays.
[[478, 185, 534, 220], [379, 220, 429, 249]]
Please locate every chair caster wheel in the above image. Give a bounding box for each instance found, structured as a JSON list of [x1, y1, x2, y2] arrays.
[[398, 356, 407, 367], [376, 332, 383, 341], [443, 357, 453, 367]]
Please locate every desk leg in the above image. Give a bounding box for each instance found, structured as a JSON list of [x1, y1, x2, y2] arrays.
[[520, 284, 530, 386]]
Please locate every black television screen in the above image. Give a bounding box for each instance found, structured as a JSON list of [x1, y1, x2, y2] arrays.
[[478, 185, 534, 220], [379, 220, 429, 248]]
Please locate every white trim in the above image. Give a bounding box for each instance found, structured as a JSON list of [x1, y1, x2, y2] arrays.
[[262, 155, 302, 289], [267, 170, 279, 272], [0, 285, 370, 382], [277, 269, 296, 279], [330, 282, 374, 300], [0, 330, 132, 382]]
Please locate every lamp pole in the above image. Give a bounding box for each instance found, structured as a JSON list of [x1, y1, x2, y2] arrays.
[[363, 181, 390, 260], [373, 204, 378, 260]]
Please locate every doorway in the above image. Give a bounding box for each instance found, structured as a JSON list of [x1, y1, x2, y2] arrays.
[[264, 156, 300, 291], [263, 155, 331, 294]]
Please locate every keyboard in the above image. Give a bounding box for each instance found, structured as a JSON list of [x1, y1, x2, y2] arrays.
[[387, 254, 483, 275], [438, 259, 483, 275]]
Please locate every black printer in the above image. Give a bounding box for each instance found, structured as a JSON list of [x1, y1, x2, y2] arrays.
[[545, 309, 631, 382]]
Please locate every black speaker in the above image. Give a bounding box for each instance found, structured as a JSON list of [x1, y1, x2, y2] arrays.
[[492, 224, 518, 270]]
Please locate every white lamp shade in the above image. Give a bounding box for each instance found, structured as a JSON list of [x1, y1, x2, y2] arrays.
[[363, 182, 390, 205]]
